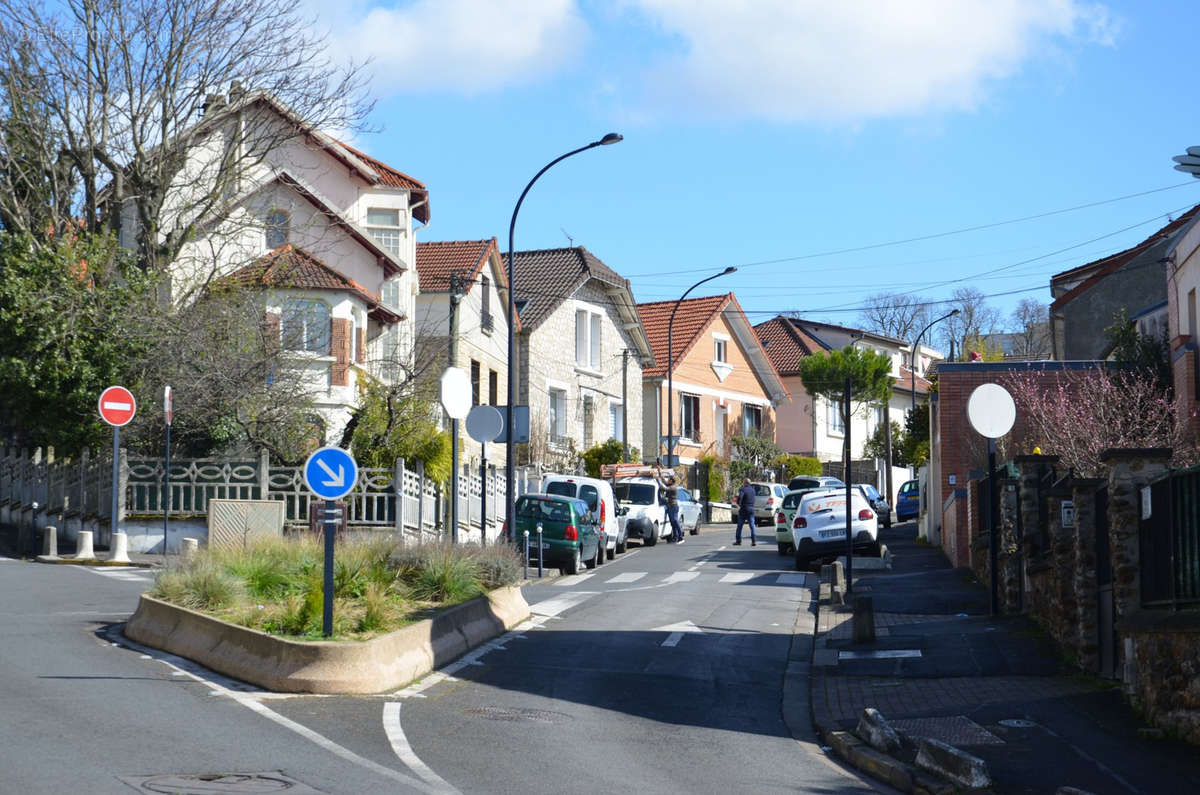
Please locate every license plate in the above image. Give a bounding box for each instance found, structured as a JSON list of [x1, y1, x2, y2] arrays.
[[819, 529, 843, 539]]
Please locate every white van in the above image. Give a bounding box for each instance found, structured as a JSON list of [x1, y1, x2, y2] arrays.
[[613, 476, 670, 547], [541, 474, 625, 558]]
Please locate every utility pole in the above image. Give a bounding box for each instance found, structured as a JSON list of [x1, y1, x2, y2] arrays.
[[621, 349, 630, 462], [883, 401, 893, 507], [448, 271, 464, 543]]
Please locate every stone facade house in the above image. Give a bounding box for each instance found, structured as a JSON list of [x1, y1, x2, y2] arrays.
[[505, 247, 654, 466], [117, 92, 429, 443], [414, 238, 515, 467], [638, 293, 788, 465]]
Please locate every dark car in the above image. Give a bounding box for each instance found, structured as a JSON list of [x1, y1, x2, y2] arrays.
[[896, 479, 919, 521], [854, 483, 892, 529], [510, 494, 605, 575]]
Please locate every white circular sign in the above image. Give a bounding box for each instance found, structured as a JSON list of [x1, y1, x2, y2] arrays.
[[466, 405, 504, 442], [967, 383, 1016, 439], [440, 367, 472, 420]]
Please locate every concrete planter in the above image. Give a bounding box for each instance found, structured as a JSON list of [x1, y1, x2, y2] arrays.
[[124, 586, 529, 694]]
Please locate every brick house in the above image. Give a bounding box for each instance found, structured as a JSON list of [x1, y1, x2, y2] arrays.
[[638, 293, 788, 464], [505, 247, 654, 466], [414, 238, 516, 467], [120, 91, 429, 443]]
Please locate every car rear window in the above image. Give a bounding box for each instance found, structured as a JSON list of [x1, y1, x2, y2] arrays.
[[515, 497, 571, 522], [754, 485, 771, 497], [615, 482, 655, 505], [782, 492, 806, 509], [899, 481, 918, 494], [578, 485, 600, 511], [788, 478, 820, 491], [545, 481, 576, 499]]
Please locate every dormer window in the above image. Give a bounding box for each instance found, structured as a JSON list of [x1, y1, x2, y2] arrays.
[[367, 207, 403, 256], [265, 209, 289, 249]]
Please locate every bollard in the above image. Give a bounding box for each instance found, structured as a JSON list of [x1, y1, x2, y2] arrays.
[[852, 595, 876, 644], [181, 537, 199, 562], [74, 530, 96, 561], [523, 530, 530, 580], [42, 525, 58, 558], [536, 523, 544, 578], [110, 531, 131, 564]]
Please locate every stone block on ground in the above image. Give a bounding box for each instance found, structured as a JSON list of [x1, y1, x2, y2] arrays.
[[915, 737, 992, 790], [856, 707, 901, 752]]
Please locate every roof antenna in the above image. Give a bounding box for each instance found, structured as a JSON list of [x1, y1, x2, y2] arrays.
[[561, 228, 575, 247]]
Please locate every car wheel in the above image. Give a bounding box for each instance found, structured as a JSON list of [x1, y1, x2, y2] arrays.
[[616, 536, 626, 554], [606, 543, 615, 560], [586, 542, 601, 570], [777, 543, 787, 556], [689, 515, 700, 535], [871, 540, 883, 557], [644, 527, 658, 547], [883, 516, 892, 529], [564, 546, 581, 575]]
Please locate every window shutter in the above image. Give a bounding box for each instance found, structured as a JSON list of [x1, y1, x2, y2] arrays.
[[590, 313, 601, 368], [331, 317, 351, 386], [575, 310, 587, 364]]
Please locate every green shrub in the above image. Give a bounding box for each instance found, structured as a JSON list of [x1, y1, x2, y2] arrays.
[[410, 546, 482, 603], [775, 454, 822, 480], [358, 581, 390, 633], [468, 544, 524, 589]]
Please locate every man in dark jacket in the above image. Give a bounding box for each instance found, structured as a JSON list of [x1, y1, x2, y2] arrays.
[[735, 479, 757, 546], [655, 466, 684, 544]]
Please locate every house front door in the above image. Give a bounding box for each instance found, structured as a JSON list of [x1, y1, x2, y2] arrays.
[[714, 405, 727, 456]]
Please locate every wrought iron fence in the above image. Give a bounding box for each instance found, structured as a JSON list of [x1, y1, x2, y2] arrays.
[[1140, 465, 1200, 609]]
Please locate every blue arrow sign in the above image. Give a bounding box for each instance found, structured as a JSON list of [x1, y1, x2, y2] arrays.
[[303, 446, 358, 501]]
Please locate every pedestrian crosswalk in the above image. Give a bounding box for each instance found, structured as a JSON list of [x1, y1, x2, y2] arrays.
[[81, 566, 155, 584], [551, 569, 812, 588]]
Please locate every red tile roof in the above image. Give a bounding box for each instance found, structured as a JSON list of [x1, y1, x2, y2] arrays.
[[416, 239, 496, 292], [896, 366, 932, 395], [753, 316, 830, 375], [333, 139, 430, 224], [638, 294, 732, 379]]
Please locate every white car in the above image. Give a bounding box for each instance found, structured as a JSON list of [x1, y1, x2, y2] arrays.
[[677, 487, 703, 535], [790, 488, 880, 571], [542, 474, 625, 558], [613, 477, 669, 546]]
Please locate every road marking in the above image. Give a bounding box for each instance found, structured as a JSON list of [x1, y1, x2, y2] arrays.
[[553, 572, 595, 586], [383, 703, 459, 794], [775, 573, 809, 586], [605, 572, 645, 584], [717, 546, 727, 551], [719, 572, 755, 583], [81, 567, 154, 582], [654, 619, 703, 647], [529, 591, 598, 617], [663, 571, 699, 584]]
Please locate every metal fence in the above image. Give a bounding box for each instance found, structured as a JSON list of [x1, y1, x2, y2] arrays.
[[1140, 465, 1200, 609]]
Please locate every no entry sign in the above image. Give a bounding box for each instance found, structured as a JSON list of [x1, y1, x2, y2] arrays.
[[98, 385, 137, 427]]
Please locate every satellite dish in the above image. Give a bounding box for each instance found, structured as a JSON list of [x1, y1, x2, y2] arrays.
[[967, 383, 1016, 439]]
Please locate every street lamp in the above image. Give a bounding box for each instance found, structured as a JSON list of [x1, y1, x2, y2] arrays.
[[1171, 145, 1200, 178], [505, 133, 623, 540], [666, 267, 736, 465], [911, 308, 960, 417]]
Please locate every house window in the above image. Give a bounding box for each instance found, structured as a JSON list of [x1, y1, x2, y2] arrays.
[[480, 276, 493, 332], [281, 299, 330, 353], [742, 404, 762, 435], [681, 394, 701, 442], [488, 370, 498, 405], [583, 395, 594, 449], [381, 275, 403, 313], [366, 207, 403, 256], [714, 338, 727, 363], [827, 401, 845, 435], [548, 388, 568, 443], [265, 209, 289, 249], [470, 360, 480, 406], [610, 403, 624, 443], [574, 308, 602, 369]]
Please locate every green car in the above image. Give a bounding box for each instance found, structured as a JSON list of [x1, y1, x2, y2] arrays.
[[774, 487, 827, 555], [510, 494, 605, 575]]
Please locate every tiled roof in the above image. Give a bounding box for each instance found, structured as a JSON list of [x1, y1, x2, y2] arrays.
[[417, 239, 494, 292], [1050, 205, 1200, 310], [896, 366, 932, 395], [637, 294, 731, 379], [333, 139, 430, 224], [504, 246, 630, 333], [753, 315, 831, 375]]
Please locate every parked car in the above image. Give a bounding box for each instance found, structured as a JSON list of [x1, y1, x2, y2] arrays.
[[786, 475, 846, 493], [542, 473, 624, 558], [677, 486, 703, 535], [790, 488, 880, 571], [733, 482, 789, 526], [510, 493, 605, 574], [613, 477, 669, 546], [774, 485, 833, 555], [896, 479, 920, 521], [853, 483, 892, 529]]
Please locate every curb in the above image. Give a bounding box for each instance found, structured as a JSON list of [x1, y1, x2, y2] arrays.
[[124, 585, 530, 694], [35, 556, 154, 568]]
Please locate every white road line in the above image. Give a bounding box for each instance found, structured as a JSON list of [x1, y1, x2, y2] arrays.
[[605, 572, 645, 584], [529, 591, 598, 617], [81, 568, 154, 581], [383, 703, 459, 794], [661, 632, 684, 648], [553, 572, 595, 586], [717, 546, 727, 551], [775, 573, 809, 586], [663, 571, 699, 584], [719, 572, 755, 584]]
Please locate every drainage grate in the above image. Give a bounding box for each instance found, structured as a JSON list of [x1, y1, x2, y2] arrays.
[[838, 649, 922, 660], [119, 772, 322, 794], [463, 706, 572, 724], [890, 716, 1005, 746]]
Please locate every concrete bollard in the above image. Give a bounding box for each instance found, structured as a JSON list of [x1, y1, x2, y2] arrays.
[[852, 595, 876, 643], [42, 525, 58, 558], [181, 537, 199, 561], [74, 530, 96, 561], [110, 531, 131, 564]]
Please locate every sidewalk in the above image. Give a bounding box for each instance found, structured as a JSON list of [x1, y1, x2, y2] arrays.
[[810, 522, 1200, 794]]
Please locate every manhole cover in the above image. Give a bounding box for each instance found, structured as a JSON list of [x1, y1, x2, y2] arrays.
[[999, 718, 1038, 728], [890, 716, 1005, 746], [463, 706, 571, 724], [120, 772, 321, 794]]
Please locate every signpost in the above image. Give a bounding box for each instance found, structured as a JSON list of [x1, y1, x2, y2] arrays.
[[303, 446, 358, 637], [966, 383, 1017, 617], [163, 386, 172, 561], [99, 386, 136, 546], [441, 367, 471, 543], [466, 405, 504, 543]]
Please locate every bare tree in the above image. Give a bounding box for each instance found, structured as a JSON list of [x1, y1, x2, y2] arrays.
[[940, 287, 1001, 359], [857, 291, 930, 341], [1009, 298, 1050, 359], [0, 0, 369, 269]]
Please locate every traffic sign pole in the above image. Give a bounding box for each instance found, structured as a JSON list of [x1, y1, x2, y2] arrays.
[[98, 386, 137, 548], [323, 499, 337, 637], [164, 385, 172, 562], [111, 426, 120, 546], [302, 447, 358, 638]]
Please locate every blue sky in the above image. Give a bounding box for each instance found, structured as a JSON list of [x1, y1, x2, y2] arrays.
[[310, 1, 1200, 341]]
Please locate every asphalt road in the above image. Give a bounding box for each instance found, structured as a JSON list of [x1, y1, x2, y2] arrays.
[[0, 527, 881, 794]]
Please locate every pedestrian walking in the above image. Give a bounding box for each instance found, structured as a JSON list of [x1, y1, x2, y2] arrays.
[[655, 465, 684, 544], [734, 478, 757, 546]]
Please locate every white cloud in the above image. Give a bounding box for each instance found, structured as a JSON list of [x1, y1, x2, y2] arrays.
[[317, 0, 588, 95], [622, 0, 1119, 122]]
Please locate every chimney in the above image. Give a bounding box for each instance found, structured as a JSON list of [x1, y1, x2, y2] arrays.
[[202, 93, 226, 116]]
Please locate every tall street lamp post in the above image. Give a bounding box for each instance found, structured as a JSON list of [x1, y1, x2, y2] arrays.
[[666, 267, 736, 465], [505, 133, 623, 540], [911, 309, 960, 417]]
